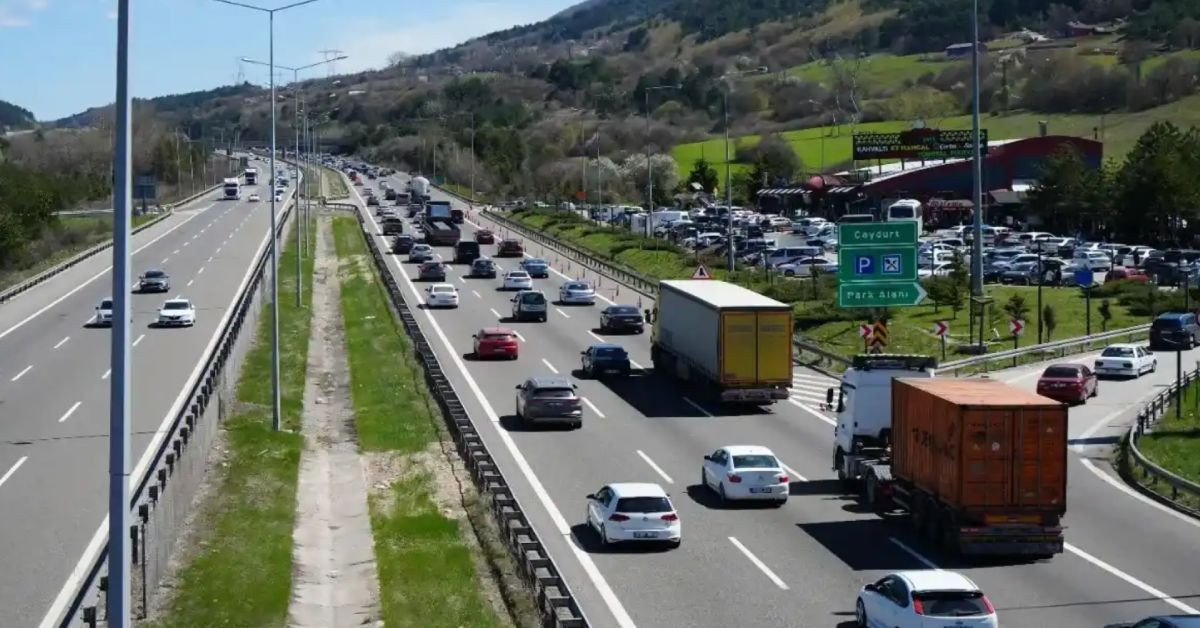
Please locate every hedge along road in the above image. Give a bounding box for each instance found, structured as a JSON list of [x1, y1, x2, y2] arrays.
[[352, 171, 1199, 627]]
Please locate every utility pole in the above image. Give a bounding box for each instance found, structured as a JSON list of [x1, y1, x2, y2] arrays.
[[969, 0, 986, 350]]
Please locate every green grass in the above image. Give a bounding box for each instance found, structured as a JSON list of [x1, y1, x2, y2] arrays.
[[1135, 383, 1200, 512], [148, 213, 315, 627], [331, 215, 513, 627], [323, 166, 349, 199], [782, 52, 959, 91]]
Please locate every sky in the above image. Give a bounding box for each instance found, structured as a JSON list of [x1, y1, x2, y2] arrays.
[[0, 0, 578, 121]]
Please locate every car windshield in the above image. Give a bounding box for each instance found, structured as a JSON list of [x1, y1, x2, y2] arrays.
[[610, 306, 640, 315], [422, 263, 441, 270], [474, 259, 493, 267], [1102, 347, 1135, 357], [521, 293, 546, 304], [533, 387, 574, 399], [100, 300, 113, 309], [432, 286, 454, 293], [502, 240, 520, 247], [164, 302, 189, 310], [483, 332, 513, 341], [526, 259, 547, 266], [911, 591, 990, 617], [508, 272, 529, 279], [1043, 366, 1081, 378], [413, 245, 430, 252], [144, 271, 165, 278], [594, 347, 626, 357], [732, 455, 779, 469], [566, 283, 589, 291], [1153, 319, 1183, 330], [614, 497, 672, 513]]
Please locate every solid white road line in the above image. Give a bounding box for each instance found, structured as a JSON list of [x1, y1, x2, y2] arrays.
[[780, 463, 808, 482], [541, 358, 559, 374], [58, 401, 82, 423], [132, 334, 145, 347], [1079, 458, 1200, 530], [682, 397, 713, 417], [582, 397, 606, 418], [728, 537, 789, 590], [489, 308, 502, 319], [0, 209, 205, 343], [1073, 385, 1164, 452], [353, 189, 637, 628], [1065, 542, 1199, 614], [53, 336, 69, 350], [0, 457, 29, 490], [788, 398, 836, 426], [889, 537, 942, 570], [11, 365, 32, 382], [101, 368, 111, 380], [635, 450, 674, 484]]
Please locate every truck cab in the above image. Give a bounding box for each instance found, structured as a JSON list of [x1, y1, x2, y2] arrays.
[[829, 355, 935, 482]]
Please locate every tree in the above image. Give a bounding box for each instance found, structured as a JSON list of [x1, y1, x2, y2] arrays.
[[687, 158, 719, 194], [1114, 122, 1200, 245], [1170, 17, 1200, 49], [1025, 145, 1110, 238], [1003, 294, 1031, 322], [1042, 304, 1058, 341]]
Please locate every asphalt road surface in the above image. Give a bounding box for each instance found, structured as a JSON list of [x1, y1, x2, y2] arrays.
[[0, 180, 294, 627], [347, 171, 1200, 628]]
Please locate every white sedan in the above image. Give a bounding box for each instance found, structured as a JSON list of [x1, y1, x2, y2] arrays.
[[777, 257, 837, 276], [424, 283, 460, 308], [502, 270, 533, 291], [1094, 343, 1156, 378], [700, 445, 789, 505], [558, 281, 596, 305], [585, 482, 681, 548], [157, 298, 196, 327], [247, 193, 261, 202], [856, 570, 997, 628], [94, 297, 114, 327]]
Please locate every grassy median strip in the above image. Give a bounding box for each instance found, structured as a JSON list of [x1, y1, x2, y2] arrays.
[[331, 215, 534, 627], [147, 212, 315, 627], [323, 166, 349, 199], [1135, 384, 1200, 512]]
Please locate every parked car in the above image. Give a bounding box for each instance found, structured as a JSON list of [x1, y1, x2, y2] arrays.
[[515, 375, 582, 428], [1036, 363, 1098, 404], [777, 257, 837, 276], [1106, 267, 1151, 283], [1094, 344, 1156, 378], [1150, 312, 1200, 351]]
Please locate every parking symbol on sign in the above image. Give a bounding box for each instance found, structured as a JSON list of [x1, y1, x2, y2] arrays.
[[881, 254, 902, 275], [855, 255, 875, 275]]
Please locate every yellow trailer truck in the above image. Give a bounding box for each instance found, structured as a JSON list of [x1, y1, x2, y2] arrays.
[[651, 280, 793, 405]]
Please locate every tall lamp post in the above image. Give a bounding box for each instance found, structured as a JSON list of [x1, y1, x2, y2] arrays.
[[720, 67, 769, 272], [643, 84, 679, 237], [241, 54, 347, 307], [213, 0, 322, 432], [969, 0, 986, 349]]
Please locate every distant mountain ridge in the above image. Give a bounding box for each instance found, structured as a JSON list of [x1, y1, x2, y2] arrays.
[[0, 100, 36, 132]]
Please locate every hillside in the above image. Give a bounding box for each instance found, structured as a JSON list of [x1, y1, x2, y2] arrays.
[[0, 100, 36, 132]]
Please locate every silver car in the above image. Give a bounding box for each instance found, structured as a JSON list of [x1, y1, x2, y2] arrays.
[[558, 281, 596, 305]]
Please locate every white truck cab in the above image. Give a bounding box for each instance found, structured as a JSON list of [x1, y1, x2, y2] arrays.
[[829, 355, 936, 482]]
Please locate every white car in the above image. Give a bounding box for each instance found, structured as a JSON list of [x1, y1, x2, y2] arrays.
[[424, 283, 459, 308], [247, 193, 261, 202], [94, 297, 114, 326], [1074, 249, 1113, 271], [558, 281, 596, 305], [1094, 343, 1156, 378], [918, 262, 954, 278], [157, 298, 196, 327], [585, 482, 681, 548], [700, 445, 789, 505], [856, 570, 997, 628], [777, 257, 837, 276], [502, 270, 533, 291]]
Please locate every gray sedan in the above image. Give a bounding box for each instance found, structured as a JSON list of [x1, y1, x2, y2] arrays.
[[558, 281, 596, 305]]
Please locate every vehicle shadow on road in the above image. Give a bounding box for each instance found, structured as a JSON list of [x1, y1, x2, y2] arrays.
[[684, 484, 788, 510], [497, 415, 576, 432], [584, 370, 769, 419], [568, 523, 674, 554]]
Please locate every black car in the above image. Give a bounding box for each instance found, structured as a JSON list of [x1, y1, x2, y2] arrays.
[[1150, 312, 1200, 350], [381, 217, 404, 235], [599, 305, 645, 334], [418, 261, 446, 282], [470, 257, 497, 278], [454, 241, 481, 264], [391, 234, 415, 254]]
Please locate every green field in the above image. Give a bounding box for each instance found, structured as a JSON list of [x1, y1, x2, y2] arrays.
[[148, 213, 315, 627], [1135, 383, 1200, 513], [782, 52, 960, 91]]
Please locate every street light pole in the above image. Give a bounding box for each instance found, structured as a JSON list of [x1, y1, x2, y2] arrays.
[[969, 0, 986, 349], [724, 89, 734, 271], [108, 1, 133, 624]]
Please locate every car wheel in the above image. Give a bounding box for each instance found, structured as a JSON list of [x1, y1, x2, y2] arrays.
[[701, 468, 708, 490], [1152, 360, 1158, 373], [1091, 384, 1099, 398], [599, 524, 612, 548], [855, 599, 868, 627], [668, 538, 681, 549], [718, 483, 729, 507]]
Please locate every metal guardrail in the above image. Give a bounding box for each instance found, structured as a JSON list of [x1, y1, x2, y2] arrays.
[[1126, 366, 1200, 518], [935, 324, 1151, 375], [481, 210, 660, 300], [0, 183, 222, 306], [351, 204, 589, 628], [56, 198, 295, 627]]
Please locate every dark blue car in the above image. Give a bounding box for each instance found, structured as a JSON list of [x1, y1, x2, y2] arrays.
[[580, 343, 631, 378], [521, 258, 550, 278]]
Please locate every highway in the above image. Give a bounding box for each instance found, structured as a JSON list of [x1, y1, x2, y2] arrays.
[[347, 170, 1200, 628], [0, 176, 293, 627]]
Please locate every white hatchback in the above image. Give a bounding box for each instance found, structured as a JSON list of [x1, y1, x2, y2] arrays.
[[585, 482, 681, 548], [502, 270, 533, 291], [700, 445, 790, 505], [424, 283, 459, 308], [856, 570, 997, 628]]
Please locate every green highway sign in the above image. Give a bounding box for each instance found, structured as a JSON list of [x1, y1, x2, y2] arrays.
[[839, 282, 928, 308], [837, 247, 917, 283], [837, 221, 922, 307]]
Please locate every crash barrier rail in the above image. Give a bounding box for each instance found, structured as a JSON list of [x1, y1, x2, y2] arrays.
[[0, 182, 224, 305], [352, 207, 590, 627], [55, 198, 296, 627], [1126, 365, 1200, 518], [480, 210, 660, 300]]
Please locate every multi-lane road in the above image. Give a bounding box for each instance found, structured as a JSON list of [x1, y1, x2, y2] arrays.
[[350, 171, 1200, 628], [0, 178, 292, 627]]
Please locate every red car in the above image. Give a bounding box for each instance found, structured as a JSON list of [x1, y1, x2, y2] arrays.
[[1036, 363, 1098, 404], [1106, 267, 1150, 283], [497, 239, 524, 257], [475, 229, 496, 244], [472, 327, 519, 360]]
